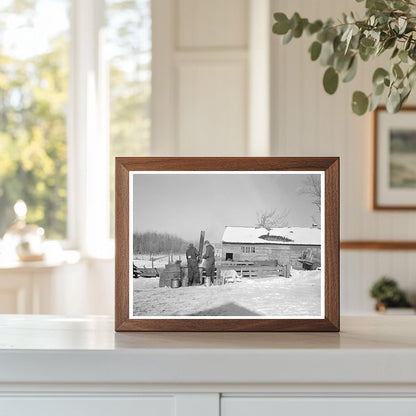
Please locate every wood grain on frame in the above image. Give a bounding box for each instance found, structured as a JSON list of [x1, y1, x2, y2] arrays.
[[115, 157, 340, 332], [373, 106, 416, 210]]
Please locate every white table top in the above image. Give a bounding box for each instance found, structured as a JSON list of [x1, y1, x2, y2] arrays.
[[0, 315, 415, 385]]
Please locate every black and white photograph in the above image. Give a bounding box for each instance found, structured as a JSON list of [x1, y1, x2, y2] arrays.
[[129, 172, 324, 319]]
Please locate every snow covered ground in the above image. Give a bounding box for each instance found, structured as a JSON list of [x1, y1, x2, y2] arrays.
[[133, 270, 321, 317]]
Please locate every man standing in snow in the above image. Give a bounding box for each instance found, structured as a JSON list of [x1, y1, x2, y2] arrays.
[[203, 240, 215, 286], [186, 243, 200, 286]]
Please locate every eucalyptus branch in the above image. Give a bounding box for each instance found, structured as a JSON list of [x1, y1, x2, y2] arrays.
[[272, 0, 416, 115]]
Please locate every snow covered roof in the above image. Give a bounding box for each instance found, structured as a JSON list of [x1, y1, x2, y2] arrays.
[[222, 226, 321, 246]]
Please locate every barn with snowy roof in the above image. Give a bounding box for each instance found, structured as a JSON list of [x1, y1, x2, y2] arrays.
[[221, 226, 321, 269]]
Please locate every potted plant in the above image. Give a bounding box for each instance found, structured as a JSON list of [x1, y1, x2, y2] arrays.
[[369, 276, 413, 312], [272, 0, 416, 115]]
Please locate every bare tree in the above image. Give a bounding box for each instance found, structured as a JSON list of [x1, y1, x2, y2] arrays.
[[256, 208, 289, 230], [299, 175, 321, 212]]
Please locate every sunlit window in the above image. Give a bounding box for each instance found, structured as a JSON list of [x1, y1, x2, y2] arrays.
[[0, 0, 70, 239], [0, 0, 151, 245], [106, 0, 151, 237]]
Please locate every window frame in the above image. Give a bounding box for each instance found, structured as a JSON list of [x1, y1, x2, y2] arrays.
[[65, 0, 110, 256]]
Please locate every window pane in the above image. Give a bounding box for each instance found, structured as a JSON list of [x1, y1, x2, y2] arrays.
[[0, 0, 70, 239], [106, 0, 151, 237]]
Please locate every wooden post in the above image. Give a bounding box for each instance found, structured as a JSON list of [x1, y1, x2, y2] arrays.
[[285, 264, 289, 278], [198, 231, 205, 258]]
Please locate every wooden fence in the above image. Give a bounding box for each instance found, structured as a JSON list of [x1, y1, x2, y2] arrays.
[[216, 263, 290, 279]]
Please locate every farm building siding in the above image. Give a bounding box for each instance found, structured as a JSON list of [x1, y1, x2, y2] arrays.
[[222, 242, 320, 269]]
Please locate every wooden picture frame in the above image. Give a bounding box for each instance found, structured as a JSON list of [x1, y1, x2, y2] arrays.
[[373, 106, 416, 210], [115, 157, 339, 332]]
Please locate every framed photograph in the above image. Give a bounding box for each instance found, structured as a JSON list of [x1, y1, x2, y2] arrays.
[[115, 157, 339, 332], [374, 106, 416, 209]]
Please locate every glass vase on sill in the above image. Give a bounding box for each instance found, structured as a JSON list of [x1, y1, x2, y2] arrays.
[[3, 200, 45, 262]]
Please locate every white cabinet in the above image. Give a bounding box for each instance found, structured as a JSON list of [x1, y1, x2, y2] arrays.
[[1, 397, 175, 416], [222, 398, 416, 416], [1, 316, 416, 416]]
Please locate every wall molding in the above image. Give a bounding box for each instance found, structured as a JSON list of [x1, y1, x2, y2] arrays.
[[340, 241, 416, 250]]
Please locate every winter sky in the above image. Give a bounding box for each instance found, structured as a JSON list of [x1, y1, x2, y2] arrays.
[[132, 172, 322, 243]]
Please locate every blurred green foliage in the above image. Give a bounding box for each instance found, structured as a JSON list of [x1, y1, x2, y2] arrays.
[[369, 276, 412, 307], [0, 2, 69, 238]]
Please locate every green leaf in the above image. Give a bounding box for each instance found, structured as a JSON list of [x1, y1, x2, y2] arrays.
[[352, 91, 369, 115], [317, 30, 328, 43], [366, 0, 388, 10], [309, 41, 322, 61], [350, 32, 361, 49], [341, 25, 359, 53], [400, 87, 411, 106], [374, 82, 385, 96], [359, 37, 376, 61], [334, 52, 352, 73], [293, 18, 308, 38], [369, 92, 383, 111], [391, 47, 399, 59], [320, 41, 335, 66], [342, 56, 357, 83], [399, 49, 408, 63], [360, 37, 375, 48], [393, 63, 404, 79], [408, 63, 416, 77], [383, 37, 396, 50], [409, 44, 416, 61], [323, 67, 339, 94], [393, 0, 410, 11], [282, 29, 293, 44], [372, 68, 389, 86], [359, 44, 375, 61], [405, 34, 413, 51], [273, 13, 290, 35], [398, 17, 407, 34], [408, 68, 416, 88], [307, 20, 323, 35], [290, 12, 301, 30], [386, 87, 401, 112]]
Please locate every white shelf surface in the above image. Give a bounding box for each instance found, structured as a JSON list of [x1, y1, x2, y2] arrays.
[[0, 315, 415, 386]]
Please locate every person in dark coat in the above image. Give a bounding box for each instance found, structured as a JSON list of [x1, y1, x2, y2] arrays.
[[203, 240, 215, 285], [186, 243, 200, 286]]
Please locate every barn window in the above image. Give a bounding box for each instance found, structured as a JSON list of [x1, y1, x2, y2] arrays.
[[251, 247, 255, 253]]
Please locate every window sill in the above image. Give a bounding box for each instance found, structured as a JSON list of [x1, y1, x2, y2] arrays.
[[0, 250, 81, 271]]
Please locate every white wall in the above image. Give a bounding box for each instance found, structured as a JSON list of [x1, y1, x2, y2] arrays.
[[152, 0, 260, 156], [271, 0, 416, 313]]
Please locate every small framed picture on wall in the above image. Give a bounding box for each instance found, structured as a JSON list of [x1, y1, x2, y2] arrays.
[[374, 106, 416, 209]]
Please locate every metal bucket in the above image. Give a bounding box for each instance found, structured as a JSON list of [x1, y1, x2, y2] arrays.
[[171, 278, 181, 288]]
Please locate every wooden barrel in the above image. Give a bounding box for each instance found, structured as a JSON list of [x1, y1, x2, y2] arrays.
[[159, 262, 182, 287]]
